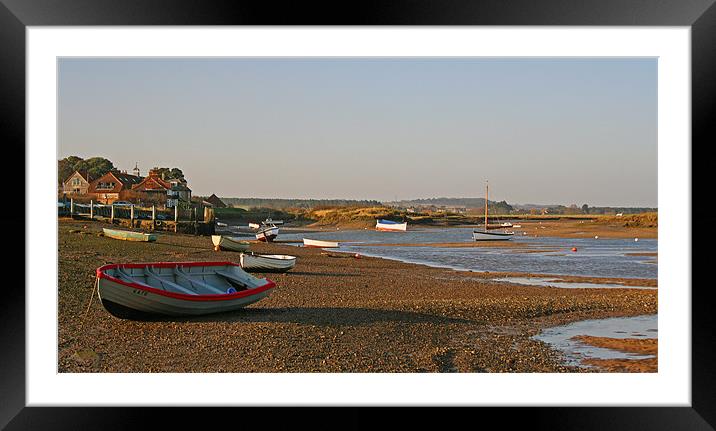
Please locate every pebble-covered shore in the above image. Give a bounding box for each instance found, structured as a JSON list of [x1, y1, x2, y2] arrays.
[[58, 219, 657, 373]]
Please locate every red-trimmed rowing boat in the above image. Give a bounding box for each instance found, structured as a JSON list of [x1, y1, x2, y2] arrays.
[[96, 261, 276, 319]]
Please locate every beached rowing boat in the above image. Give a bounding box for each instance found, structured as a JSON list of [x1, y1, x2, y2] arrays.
[[240, 253, 296, 273], [376, 219, 407, 232], [102, 228, 156, 242], [211, 235, 251, 252], [96, 261, 276, 318], [303, 238, 339, 248], [256, 225, 279, 242]]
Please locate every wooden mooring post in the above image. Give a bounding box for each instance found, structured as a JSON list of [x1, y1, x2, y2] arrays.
[[130, 204, 135, 226], [110, 204, 115, 223], [174, 205, 178, 222], [193, 207, 198, 234], [70, 198, 74, 216], [152, 205, 156, 230], [89, 200, 94, 219]]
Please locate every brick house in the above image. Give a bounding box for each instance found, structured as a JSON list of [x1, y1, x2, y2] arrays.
[[132, 168, 191, 208], [166, 180, 192, 208], [62, 170, 93, 196], [88, 170, 144, 204]]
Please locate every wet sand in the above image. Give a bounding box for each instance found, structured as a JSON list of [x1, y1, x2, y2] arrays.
[[58, 219, 658, 373], [506, 219, 657, 239], [573, 336, 658, 372], [363, 241, 527, 248]]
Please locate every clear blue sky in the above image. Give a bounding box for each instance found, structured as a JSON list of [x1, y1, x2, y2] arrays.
[[58, 58, 657, 207]]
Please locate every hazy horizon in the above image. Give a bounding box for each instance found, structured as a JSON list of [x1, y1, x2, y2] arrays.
[[58, 57, 657, 207]]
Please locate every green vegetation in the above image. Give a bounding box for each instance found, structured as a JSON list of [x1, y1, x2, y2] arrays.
[[152, 167, 185, 180], [307, 206, 405, 227], [58, 156, 114, 183], [593, 212, 658, 228], [221, 198, 382, 210], [214, 207, 310, 224], [58, 156, 188, 185]]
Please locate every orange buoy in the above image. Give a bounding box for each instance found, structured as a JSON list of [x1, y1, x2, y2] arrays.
[[571, 247, 578, 252]]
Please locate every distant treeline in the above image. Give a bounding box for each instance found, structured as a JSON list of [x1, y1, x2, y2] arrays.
[[510, 204, 657, 215], [221, 198, 382, 210], [385, 198, 655, 215], [386, 197, 490, 207], [387, 198, 514, 214]]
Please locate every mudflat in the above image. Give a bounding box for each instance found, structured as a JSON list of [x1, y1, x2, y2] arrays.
[[58, 219, 657, 373]]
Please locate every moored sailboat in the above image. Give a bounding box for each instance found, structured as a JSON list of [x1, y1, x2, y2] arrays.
[[473, 181, 514, 241]]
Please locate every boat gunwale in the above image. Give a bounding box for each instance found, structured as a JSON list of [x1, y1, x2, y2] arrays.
[[242, 253, 296, 262], [472, 230, 515, 236], [97, 261, 275, 302]]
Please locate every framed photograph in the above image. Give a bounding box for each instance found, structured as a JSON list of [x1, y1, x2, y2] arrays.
[[4, 0, 710, 429]]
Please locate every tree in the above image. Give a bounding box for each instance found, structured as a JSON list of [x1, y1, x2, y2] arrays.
[[73, 157, 115, 180], [58, 155, 84, 184], [153, 167, 185, 180], [582, 204, 589, 214]]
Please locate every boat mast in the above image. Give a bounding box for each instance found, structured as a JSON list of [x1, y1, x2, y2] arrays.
[[484, 181, 489, 230]]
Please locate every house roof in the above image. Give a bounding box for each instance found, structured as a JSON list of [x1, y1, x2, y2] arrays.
[[64, 170, 93, 184], [132, 175, 172, 192], [88, 171, 143, 194], [205, 194, 226, 207]]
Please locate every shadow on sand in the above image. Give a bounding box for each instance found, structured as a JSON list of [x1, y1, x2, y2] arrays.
[[132, 307, 474, 326]]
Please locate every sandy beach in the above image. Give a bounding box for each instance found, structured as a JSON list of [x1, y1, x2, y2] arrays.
[[58, 218, 658, 373]]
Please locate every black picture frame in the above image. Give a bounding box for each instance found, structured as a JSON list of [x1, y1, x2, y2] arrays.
[[3, 0, 709, 429]]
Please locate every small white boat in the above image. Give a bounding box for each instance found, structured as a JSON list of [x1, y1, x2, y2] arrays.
[[240, 253, 296, 273], [375, 219, 408, 231], [303, 238, 339, 248], [256, 224, 279, 242], [500, 222, 513, 227], [211, 235, 251, 252], [248, 222, 261, 229], [96, 261, 276, 318], [216, 222, 228, 227]]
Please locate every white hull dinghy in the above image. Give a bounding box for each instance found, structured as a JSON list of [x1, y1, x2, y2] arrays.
[[472, 230, 515, 241], [240, 253, 297, 273], [303, 238, 339, 248], [211, 235, 251, 252], [96, 261, 276, 318], [255, 225, 279, 242], [375, 219, 408, 231]]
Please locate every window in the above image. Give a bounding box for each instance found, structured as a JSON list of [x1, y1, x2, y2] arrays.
[[97, 182, 115, 190]]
